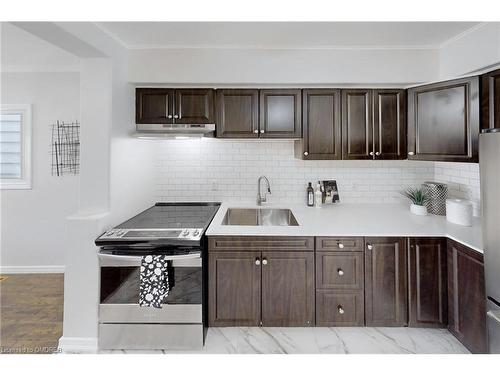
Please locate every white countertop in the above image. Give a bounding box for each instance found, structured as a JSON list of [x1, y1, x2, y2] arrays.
[[206, 201, 483, 253]]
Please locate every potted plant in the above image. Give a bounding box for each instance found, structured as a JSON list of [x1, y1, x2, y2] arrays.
[[402, 187, 429, 216]]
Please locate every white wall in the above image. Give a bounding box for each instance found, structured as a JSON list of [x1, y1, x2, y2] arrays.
[[0, 72, 80, 271], [154, 139, 481, 216], [129, 48, 438, 85]]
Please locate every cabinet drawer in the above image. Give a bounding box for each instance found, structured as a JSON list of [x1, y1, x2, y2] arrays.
[[316, 252, 364, 290], [316, 290, 364, 326], [316, 237, 363, 252], [209, 236, 314, 252]]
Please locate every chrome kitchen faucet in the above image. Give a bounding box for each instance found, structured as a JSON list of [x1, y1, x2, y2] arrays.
[[257, 176, 271, 206]]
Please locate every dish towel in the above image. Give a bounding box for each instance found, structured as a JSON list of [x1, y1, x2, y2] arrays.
[[139, 255, 170, 308]]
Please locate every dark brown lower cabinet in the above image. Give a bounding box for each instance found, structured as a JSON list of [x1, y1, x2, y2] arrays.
[[208, 251, 261, 327], [261, 251, 315, 326], [208, 246, 314, 327], [316, 290, 364, 326], [365, 237, 408, 326], [447, 240, 488, 353], [408, 238, 448, 328]]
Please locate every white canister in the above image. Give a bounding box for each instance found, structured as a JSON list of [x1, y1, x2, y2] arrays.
[[446, 199, 473, 226]]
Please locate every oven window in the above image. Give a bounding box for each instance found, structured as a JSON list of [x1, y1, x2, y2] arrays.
[[100, 266, 201, 304]]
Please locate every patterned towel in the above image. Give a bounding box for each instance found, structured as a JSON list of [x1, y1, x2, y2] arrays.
[[139, 255, 170, 308]]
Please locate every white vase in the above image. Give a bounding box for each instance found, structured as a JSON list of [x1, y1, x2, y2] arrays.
[[410, 204, 428, 216]]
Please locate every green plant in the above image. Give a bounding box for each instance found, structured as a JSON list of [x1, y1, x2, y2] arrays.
[[401, 187, 429, 206]]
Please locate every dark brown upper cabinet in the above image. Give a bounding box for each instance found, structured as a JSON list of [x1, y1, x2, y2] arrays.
[[295, 89, 342, 160], [136, 88, 175, 124], [373, 90, 407, 159], [408, 238, 447, 328], [174, 89, 214, 124], [342, 89, 406, 160], [342, 89, 373, 160], [136, 88, 214, 124], [365, 237, 408, 327], [447, 239, 487, 353], [216, 89, 259, 138], [481, 68, 500, 131], [407, 76, 480, 162], [259, 89, 302, 138]]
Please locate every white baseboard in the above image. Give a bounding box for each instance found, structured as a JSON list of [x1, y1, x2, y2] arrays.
[[0, 265, 65, 274], [58, 336, 98, 354]]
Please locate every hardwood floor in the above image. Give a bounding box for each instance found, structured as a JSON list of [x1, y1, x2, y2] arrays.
[[0, 274, 64, 354]]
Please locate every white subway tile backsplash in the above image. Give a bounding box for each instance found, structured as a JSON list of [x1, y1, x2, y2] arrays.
[[154, 140, 481, 216]]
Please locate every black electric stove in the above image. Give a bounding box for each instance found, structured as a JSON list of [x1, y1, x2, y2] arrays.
[[95, 202, 220, 251]]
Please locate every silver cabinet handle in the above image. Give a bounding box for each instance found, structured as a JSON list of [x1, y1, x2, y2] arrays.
[[260, 129, 265, 134], [304, 152, 309, 156], [167, 115, 173, 119], [262, 258, 268, 265], [367, 244, 373, 250], [375, 151, 381, 156], [254, 129, 259, 134], [369, 151, 374, 156], [338, 243, 344, 249], [255, 258, 261, 266], [338, 305, 345, 315], [408, 151, 415, 156], [173, 115, 179, 119], [337, 268, 344, 276]]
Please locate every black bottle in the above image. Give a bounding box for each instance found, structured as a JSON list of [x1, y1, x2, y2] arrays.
[[307, 182, 314, 207]]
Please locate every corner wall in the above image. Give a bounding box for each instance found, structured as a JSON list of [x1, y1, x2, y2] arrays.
[[0, 72, 80, 271]]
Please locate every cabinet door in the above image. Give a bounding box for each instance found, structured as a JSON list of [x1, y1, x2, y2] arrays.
[[259, 90, 302, 138], [208, 251, 261, 327], [261, 251, 314, 326], [447, 240, 487, 353], [481, 68, 500, 130], [342, 89, 373, 159], [175, 89, 214, 124], [408, 238, 447, 328], [365, 237, 408, 326], [407, 77, 479, 162], [316, 252, 364, 290], [216, 89, 259, 138], [298, 89, 341, 159], [373, 89, 407, 160], [136, 88, 174, 124], [316, 290, 364, 327]]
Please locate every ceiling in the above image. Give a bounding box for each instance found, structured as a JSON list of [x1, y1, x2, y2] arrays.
[[98, 22, 481, 49]]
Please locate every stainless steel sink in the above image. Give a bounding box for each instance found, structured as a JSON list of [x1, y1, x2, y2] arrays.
[[221, 208, 299, 226]]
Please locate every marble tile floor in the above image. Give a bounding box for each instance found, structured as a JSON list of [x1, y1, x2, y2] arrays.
[[102, 327, 470, 354]]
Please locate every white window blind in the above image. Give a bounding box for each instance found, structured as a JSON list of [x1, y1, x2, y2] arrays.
[[0, 105, 31, 189]]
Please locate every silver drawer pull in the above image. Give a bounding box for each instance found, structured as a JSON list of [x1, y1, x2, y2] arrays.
[[367, 244, 373, 250], [304, 151, 309, 156], [338, 243, 344, 249], [408, 151, 415, 156], [255, 258, 261, 266], [262, 258, 268, 265], [337, 268, 344, 276], [369, 151, 374, 156], [338, 305, 345, 315]]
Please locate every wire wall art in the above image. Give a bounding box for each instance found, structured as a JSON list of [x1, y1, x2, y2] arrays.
[[51, 120, 80, 176]]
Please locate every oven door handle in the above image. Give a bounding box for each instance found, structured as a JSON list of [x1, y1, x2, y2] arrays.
[[97, 251, 201, 267]]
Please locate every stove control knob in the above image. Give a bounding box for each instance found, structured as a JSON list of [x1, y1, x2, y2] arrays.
[[193, 230, 200, 236], [182, 230, 190, 237]]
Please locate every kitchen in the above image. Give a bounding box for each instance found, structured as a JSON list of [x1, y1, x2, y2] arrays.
[[1, 4, 499, 371]]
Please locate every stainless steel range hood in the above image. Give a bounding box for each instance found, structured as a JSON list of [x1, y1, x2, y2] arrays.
[[134, 124, 215, 139]]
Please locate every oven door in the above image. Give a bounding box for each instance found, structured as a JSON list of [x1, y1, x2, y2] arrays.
[[98, 251, 202, 324]]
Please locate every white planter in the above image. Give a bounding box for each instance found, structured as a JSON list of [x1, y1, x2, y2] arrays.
[[410, 204, 428, 216]]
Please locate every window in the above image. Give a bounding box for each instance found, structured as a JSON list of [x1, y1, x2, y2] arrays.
[[0, 104, 32, 189]]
